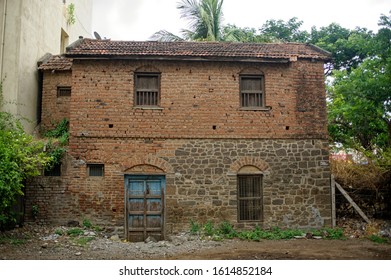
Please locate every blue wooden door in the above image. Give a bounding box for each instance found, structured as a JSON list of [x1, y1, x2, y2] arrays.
[[125, 175, 165, 242]]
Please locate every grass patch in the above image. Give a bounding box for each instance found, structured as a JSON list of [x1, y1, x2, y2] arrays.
[[190, 220, 201, 235], [66, 228, 84, 237], [189, 220, 346, 241], [93, 225, 103, 232], [54, 229, 64, 236], [368, 235, 389, 244], [73, 236, 95, 246], [203, 220, 215, 236], [0, 236, 28, 245], [82, 219, 92, 229]]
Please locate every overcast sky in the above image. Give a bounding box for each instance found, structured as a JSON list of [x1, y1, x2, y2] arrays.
[[91, 0, 390, 41]]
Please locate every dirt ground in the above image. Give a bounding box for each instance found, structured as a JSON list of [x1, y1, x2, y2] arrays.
[[1, 221, 390, 260]]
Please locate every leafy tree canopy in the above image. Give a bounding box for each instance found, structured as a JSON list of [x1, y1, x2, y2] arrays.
[[327, 11, 391, 157]]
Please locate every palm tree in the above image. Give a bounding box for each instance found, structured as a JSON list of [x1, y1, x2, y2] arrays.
[[151, 0, 224, 42]]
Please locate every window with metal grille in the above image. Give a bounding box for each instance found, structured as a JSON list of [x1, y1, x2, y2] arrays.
[[240, 75, 264, 108], [237, 175, 263, 221], [134, 73, 160, 106], [57, 86, 71, 97], [44, 163, 61, 176], [88, 164, 104, 177]]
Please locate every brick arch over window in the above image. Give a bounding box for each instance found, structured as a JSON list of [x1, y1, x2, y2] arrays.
[[238, 67, 264, 75], [134, 65, 161, 73], [122, 155, 174, 174], [229, 157, 269, 174]]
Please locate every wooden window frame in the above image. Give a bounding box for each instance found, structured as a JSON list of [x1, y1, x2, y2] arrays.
[[87, 164, 104, 177], [134, 72, 161, 107], [57, 86, 71, 97], [237, 174, 263, 222], [239, 74, 265, 110]]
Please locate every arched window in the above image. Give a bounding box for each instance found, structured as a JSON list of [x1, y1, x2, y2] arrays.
[[134, 66, 161, 107], [239, 68, 265, 109], [237, 166, 263, 222]]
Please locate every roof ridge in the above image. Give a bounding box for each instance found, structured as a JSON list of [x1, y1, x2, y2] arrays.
[[64, 38, 332, 62]]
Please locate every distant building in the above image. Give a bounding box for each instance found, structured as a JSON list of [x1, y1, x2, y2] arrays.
[[0, 0, 92, 132]]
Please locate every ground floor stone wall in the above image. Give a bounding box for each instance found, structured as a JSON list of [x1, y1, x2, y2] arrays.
[[25, 138, 332, 235]]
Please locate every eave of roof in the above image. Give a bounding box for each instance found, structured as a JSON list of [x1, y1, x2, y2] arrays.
[[38, 55, 72, 71], [65, 38, 332, 63]]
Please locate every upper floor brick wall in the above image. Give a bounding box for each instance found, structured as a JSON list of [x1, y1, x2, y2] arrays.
[[41, 70, 72, 131], [67, 58, 327, 140]]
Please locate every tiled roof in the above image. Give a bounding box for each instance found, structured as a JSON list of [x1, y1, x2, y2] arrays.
[[38, 55, 72, 71], [65, 38, 332, 62]]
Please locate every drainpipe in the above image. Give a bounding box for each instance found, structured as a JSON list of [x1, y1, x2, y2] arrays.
[[0, 0, 7, 83]]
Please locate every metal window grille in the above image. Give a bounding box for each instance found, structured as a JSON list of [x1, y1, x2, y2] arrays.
[[135, 73, 160, 106], [57, 86, 71, 97], [88, 164, 104, 177], [240, 76, 264, 107], [237, 175, 263, 221], [44, 163, 61, 176]]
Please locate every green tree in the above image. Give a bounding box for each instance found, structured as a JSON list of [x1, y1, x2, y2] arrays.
[[259, 17, 309, 42], [222, 24, 273, 42], [327, 12, 391, 154], [327, 57, 391, 151], [151, 0, 224, 41], [309, 23, 374, 74], [0, 87, 51, 228]]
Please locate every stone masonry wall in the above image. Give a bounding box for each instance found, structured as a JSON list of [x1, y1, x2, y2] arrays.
[[26, 138, 331, 233]]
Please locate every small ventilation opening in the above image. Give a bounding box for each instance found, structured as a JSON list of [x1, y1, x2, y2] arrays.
[[88, 164, 104, 177]]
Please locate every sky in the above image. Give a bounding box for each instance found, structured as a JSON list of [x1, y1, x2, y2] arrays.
[[91, 0, 390, 41]]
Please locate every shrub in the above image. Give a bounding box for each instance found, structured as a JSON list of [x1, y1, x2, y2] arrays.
[[0, 106, 51, 228]]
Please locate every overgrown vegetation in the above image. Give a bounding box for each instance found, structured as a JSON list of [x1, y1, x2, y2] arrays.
[[74, 236, 94, 246], [66, 228, 84, 237], [331, 159, 391, 218], [0, 236, 28, 245], [0, 84, 70, 228], [82, 218, 92, 229], [368, 235, 389, 244], [44, 118, 69, 144], [66, 221, 98, 246], [66, 3, 76, 25], [43, 118, 69, 171], [188, 220, 346, 241], [0, 86, 52, 229]]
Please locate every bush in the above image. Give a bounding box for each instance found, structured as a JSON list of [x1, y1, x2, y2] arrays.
[[0, 111, 51, 229]]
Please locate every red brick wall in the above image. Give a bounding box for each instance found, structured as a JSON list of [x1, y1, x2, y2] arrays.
[[68, 59, 327, 141], [41, 71, 72, 131]]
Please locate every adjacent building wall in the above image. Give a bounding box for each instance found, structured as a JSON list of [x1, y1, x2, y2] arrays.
[[0, 0, 92, 132]]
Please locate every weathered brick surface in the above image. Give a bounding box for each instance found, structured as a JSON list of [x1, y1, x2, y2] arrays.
[[40, 71, 72, 131], [28, 57, 331, 234], [68, 59, 327, 140]]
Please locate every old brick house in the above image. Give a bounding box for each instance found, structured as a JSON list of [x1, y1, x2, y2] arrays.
[[29, 39, 332, 241]]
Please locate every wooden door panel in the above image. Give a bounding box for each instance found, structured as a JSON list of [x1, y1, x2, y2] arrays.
[[125, 176, 165, 242]]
